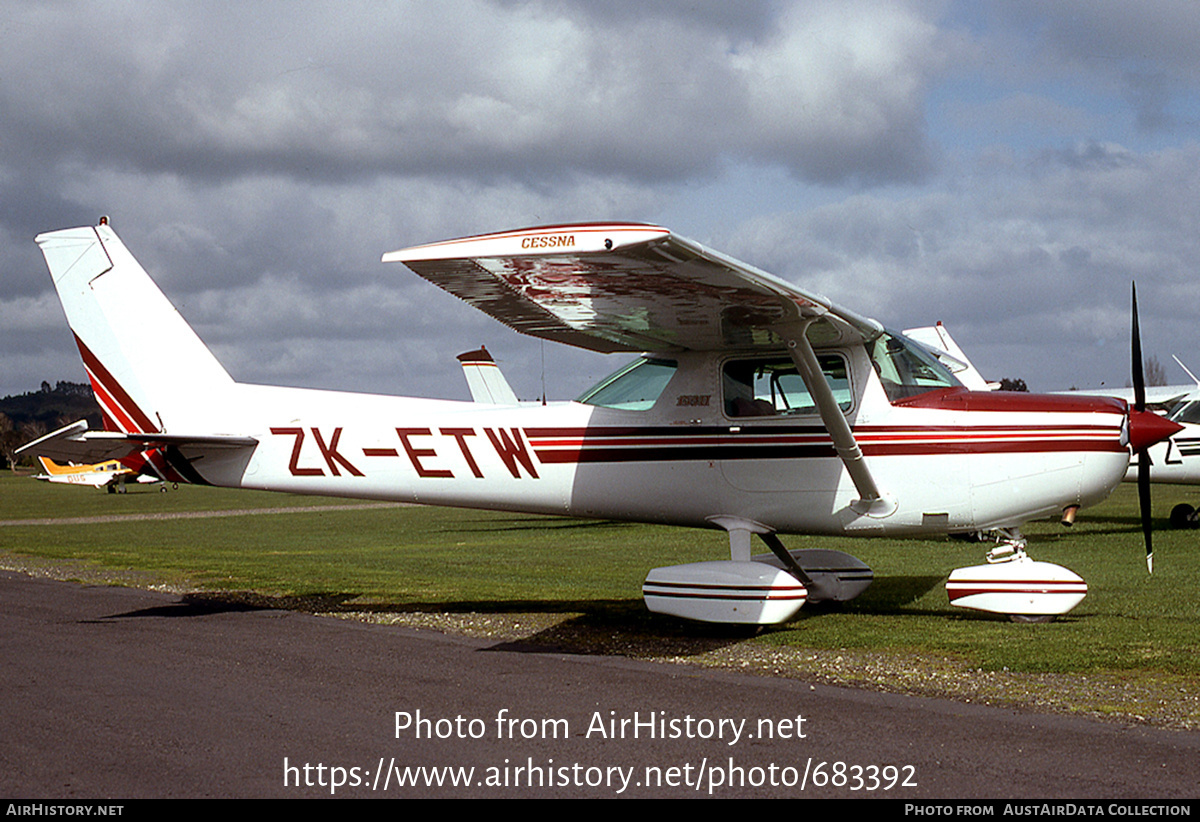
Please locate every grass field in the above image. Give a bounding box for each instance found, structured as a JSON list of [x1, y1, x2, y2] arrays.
[[2, 473, 1198, 726]]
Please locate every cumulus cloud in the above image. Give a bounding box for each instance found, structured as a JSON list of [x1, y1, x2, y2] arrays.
[[726, 141, 1200, 390], [0, 1, 948, 189], [2, 1, 1199, 402], [733, 1, 956, 183], [981, 0, 1200, 135]]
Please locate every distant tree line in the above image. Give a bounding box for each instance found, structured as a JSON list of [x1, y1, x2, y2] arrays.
[[1144, 356, 1168, 387], [0, 381, 101, 470]]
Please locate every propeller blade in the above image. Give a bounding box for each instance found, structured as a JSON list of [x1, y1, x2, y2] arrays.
[[1139, 449, 1153, 574], [1132, 283, 1145, 413], [1131, 282, 1152, 573]]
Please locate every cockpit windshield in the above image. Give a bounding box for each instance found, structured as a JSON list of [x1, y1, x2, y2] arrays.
[[577, 357, 678, 411], [1171, 400, 1200, 424], [869, 330, 962, 402]]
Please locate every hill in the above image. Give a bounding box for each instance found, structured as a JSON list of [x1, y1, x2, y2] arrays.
[[0, 381, 102, 469]]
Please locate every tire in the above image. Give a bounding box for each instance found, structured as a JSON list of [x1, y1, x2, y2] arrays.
[[1169, 503, 1197, 529]]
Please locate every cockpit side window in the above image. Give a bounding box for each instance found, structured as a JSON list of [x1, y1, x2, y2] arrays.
[[723, 355, 851, 418], [869, 330, 962, 403], [577, 357, 678, 411]]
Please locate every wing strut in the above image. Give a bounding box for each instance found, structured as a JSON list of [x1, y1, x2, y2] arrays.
[[782, 320, 895, 517]]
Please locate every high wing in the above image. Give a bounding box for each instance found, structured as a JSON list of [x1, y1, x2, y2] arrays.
[[17, 419, 257, 465], [383, 223, 884, 353], [386, 222, 892, 513]]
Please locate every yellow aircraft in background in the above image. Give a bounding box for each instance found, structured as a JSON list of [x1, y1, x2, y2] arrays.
[[34, 455, 161, 493]]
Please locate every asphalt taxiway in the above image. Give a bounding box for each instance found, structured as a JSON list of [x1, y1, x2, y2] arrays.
[[2, 571, 1197, 798]]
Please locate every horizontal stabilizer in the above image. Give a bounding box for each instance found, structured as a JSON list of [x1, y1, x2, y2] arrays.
[[18, 420, 258, 464]]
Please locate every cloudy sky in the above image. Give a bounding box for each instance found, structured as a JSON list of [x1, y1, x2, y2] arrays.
[[3, 1, 1199, 404]]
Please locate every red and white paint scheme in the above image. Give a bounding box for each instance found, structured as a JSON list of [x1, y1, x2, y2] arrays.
[[643, 561, 809, 625], [19, 221, 1181, 624], [947, 558, 1088, 621], [910, 322, 1200, 530]]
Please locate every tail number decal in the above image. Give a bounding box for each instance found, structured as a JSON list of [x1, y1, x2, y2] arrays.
[[274, 426, 539, 479], [483, 428, 539, 479], [395, 429, 453, 478], [271, 427, 364, 477]]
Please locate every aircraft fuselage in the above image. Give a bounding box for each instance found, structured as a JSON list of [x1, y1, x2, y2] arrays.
[[187, 347, 1131, 538]]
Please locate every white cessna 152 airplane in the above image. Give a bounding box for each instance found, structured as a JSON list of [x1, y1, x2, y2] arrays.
[[18, 220, 1182, 625]]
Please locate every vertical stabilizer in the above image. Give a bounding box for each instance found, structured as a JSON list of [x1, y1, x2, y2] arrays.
[[903, 322, 998, 391], [457, 346, 520, 404], [35, 223, 234, 434]]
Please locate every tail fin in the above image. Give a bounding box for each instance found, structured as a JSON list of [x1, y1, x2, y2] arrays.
[[457, 346, 519, 404], [35, 223, 234, 434], [902, 322, 998, 391], [34, 455, 77, 484]]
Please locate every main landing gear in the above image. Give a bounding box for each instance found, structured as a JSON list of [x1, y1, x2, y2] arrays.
[[1170, 503, 1198, 529], [641, 519, 874, 625], [641, 524, 1089, 626], [946, 528, 1087, 622]]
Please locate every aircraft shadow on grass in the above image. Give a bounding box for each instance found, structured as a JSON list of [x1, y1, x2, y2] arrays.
[[444, 517, 629, 534], [1025, 512, 1177, 543]]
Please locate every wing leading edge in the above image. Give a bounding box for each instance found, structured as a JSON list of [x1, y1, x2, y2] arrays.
[[384, 223, 883, 353]]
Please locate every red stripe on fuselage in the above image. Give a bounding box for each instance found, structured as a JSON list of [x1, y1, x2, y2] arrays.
[[524, 421, 1126, 464], [527, 428, 1119, 448]]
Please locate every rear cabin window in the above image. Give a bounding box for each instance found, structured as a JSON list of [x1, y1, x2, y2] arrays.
[[723, 355, 851, 418]]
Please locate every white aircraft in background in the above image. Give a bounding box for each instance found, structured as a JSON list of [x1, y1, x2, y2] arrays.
[[18, 220, 1181, 624], [456, 346, 520, 405], [1077, 358, 1200, 526], [33, 455, 161, 493], [910, 326, 1200, 529], [902, 322, 999, 392], [1133, 390, 1200, 527], [1071, 358, 1200, 521]]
